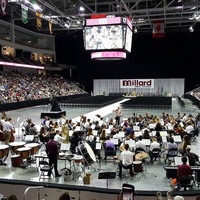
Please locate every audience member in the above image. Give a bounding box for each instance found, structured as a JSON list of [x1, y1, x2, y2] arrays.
[[6, 194, 18, 200], [58, 192, 71, 200]]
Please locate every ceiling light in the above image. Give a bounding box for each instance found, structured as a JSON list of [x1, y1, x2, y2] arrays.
[[79, 6, 84, 12], [134, 27, 137, 33], [189, 26, 194, 32]]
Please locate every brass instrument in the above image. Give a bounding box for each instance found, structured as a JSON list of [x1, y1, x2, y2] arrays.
[[61, 124, 69, 143]]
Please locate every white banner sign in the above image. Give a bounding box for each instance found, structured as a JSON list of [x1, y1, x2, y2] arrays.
[[120, 79, 154, 88]]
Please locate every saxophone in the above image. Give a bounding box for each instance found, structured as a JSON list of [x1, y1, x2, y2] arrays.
[[61, 123, 69, 144]]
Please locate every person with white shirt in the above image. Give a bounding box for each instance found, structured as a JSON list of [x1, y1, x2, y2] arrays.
[[134, 135, 146, 152], [54, 130, 66, 148], [118, 143, 134, 179], [149, 137, 161, 163]]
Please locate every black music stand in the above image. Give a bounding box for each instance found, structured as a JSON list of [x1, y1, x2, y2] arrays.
[[98, 172, 116, 189]]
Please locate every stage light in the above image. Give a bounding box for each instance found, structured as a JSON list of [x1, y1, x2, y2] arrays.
[[189, 26, 194, 32]]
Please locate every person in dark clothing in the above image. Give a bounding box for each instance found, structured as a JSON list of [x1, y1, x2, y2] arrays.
[[50, 96, 62, 111], [46, 134, 61, 177], [184, 146, 199, 166], [90, 136, 101, 159], [70, 131, 82, 154]]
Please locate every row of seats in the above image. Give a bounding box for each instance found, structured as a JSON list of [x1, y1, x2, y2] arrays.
[[121, 96, 172, 109]]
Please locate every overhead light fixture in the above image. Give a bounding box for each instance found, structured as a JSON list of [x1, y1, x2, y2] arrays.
[[189, 26, 194, 32], [134, 27, 137, 33], [79, 6, 84, 12]]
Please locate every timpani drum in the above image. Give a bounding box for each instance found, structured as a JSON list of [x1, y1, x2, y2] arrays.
[[133, 161, 143, 173], [11, 155, 22, 167], [16, 147, 31, 160], [0, 144, 9, 164], [9, 142, 25, 154], [76, 142, 96, 166], [25, 143, 39, 155]]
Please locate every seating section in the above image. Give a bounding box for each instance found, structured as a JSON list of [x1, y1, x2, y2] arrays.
[[60, 96, 123, 108], [121, 96, 172, 109]]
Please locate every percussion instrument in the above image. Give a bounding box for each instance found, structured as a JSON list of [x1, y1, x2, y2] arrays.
[[16, 147, 31, 160], [0, 144, 9, 164], [135, 152, 148, 160], [25, 143, 39, 155], [11, 155, 22, 167], [73, 155, 83, 163], [9, 142, 25, 154], [76, 142, 96, 166], [133, 161, 143, 173]]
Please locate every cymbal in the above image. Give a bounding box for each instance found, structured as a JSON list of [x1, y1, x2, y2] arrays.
[[135, 152, 148, 160]]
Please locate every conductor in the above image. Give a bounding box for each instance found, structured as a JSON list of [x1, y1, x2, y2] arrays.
[[50, 96, 62, 111]]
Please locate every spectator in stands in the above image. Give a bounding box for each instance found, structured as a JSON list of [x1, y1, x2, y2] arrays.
[[58, 192, 71, 200], [6, 194, 18, 200]]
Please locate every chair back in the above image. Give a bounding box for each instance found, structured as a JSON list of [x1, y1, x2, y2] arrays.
[[135, 147, 145, 154]]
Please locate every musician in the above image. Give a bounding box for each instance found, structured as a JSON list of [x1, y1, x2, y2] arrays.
[[113, 107, 122, 126], [54, 130, 66, 148], [39, 126, 50, 143], [177, 156, 192, 185], [2, 118, 15, 145], [184, 146, 199, 166], [134, 135, 146, 152], [149, 137, 160, 163], [90, 136, 101, 159], [46, 134, 62, 177], [70, 131, 82, 154], [28, 123, 39, 142], [118, 143, 133, 179]]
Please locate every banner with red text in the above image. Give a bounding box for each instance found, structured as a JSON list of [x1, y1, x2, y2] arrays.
[[120, 79, 154, 88]]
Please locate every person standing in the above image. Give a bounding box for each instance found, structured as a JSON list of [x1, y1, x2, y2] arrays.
[[113, 106, 122, 126], [2, 118, 15, 145], [46, 134, 62, 177]]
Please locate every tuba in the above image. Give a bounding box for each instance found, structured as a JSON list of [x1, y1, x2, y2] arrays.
[[61, 123, 69, 143]]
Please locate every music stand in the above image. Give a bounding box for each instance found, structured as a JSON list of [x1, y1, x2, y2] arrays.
[[98, 172, 116, 189]]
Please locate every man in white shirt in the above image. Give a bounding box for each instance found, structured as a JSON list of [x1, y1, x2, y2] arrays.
[[149, 137, 160, 163], [2, 118, 15, 145], [118, 143, 133, 179], [134, 135, 146, 152]]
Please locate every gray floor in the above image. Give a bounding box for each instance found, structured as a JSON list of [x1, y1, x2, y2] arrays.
[[0, 97, 200, 193]]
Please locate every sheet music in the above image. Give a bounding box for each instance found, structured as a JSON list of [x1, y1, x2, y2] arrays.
[[118, 131, 125, 138], [93, 130, 98, 136], [174, 156, 189, 166], [96, 143, 101, 150], [133, 126, 140, 132], [25, 135, 34, 141], [135, 131, 142, 137], [162, 136, 167, 143], [69, 130, 73, 137], [142, 139, 151, 146], [111, 138, 118, 145], [160, 131, 168, 136], [173, 135, 182, 143], [125, 139, 135, 148], [60, 143, 71, 151]]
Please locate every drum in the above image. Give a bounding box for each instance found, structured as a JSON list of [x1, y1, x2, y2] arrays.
[[11, 155, 22, 167], [16, 147, 31, 160], [133, 161, 143, 173], [9, 142, 25, 154], [0, 144, 9, 164], [76, 142, 96, 166], [73, 155, 83, 163], [25, 143, 39, 155]]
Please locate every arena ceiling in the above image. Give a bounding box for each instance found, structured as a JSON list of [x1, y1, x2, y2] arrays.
[[1, 0, 200, 35]]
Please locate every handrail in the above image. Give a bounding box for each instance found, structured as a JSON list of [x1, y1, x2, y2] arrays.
[[23, 186, 45, 200]]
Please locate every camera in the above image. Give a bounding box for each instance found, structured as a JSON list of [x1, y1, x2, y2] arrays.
[[122, 183, 134, 200]]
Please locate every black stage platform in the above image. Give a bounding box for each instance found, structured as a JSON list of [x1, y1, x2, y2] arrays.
[[40, 111, 66, 119]]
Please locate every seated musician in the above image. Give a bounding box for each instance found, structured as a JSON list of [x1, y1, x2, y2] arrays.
[[39, 126, 50, 143], [90, 136, 101, 159], [184, 146, 199, 166], [149, 137, 160, 163], [134, 135, 146, 152], [118, 143, 133, 180], [177, 156, 192, 187]]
